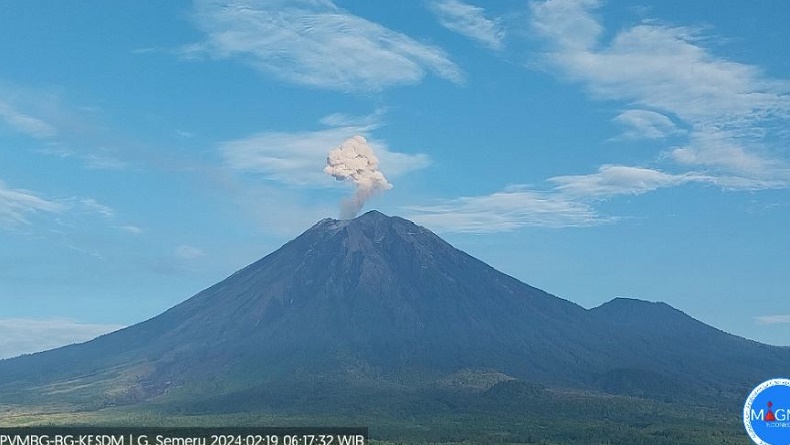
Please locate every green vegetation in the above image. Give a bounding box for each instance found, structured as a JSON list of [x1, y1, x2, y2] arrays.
[[0, 382, 751, 445]]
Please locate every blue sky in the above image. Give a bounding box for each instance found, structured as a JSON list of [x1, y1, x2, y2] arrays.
[[1, 0, 789, 358]]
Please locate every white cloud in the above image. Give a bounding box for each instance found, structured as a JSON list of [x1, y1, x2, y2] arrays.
[[174, 244, 206, 261], [371, 2, 790, 234], [547, 164, 788, 196], [35, 146, 127, 171], [405, 186, 607, 233], [0, 100, 57, 139], [755, 315, 790, 325], [530, 0, 790, 187], [375, 148, 432, 178], [669, 131, 790, 179], [549, 165, 692, 197], [175, 129, 196, 138], [222, 128, 350, 186], [0, 318, 123, 360], [0, 85, 127, 170], [429, 0, 505, 50], [613, 109, 684, 140], [0, 179, 132, 240], [220, 123, 430, 186], [403, 165, 699, 233], [116, 225, 144, 235], [406, 0, 790, 234], [530, 0, 602, 52], [76, 198, 116, 218], [319, 109, 386, 128], [183, 0, 464, 91], [81, 154, 128, 170], [0, 180, 65, 229]]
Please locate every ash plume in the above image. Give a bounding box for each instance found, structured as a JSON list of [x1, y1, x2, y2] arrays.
[[324, 135, 392, 219]]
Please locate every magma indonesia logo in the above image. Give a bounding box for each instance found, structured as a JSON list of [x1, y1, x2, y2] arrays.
[[744, 378, 790, 444]]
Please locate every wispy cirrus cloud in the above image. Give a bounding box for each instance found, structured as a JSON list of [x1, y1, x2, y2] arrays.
[[37, 147, 128, 171], [0, 318, 123, 359], [429, 0, 505, 50], [406, 186, 606, 233], [543, 164, 786, 196], [116, 225, 144, 235], [530, 0, 790, 186], [0, 100, 58, 139], [755, 315, 790, 325], [0, 178, 136, 239], [182, 0, 464, 91], [318, 108, 387, 128], [407, 161, 790, 233], [76, 198, 115, 218], [549, 164, 692, 197], [612, 109, 685, 140], [406, 165, 689, 233], [415, 0, 790, 234], [0, 84, 127, 170], [174, 244, 206, 261], [0, 180, 65, 229], [220, 115, 430, 187]]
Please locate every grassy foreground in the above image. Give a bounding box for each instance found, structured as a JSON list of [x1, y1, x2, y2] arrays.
[[0, 386, 752, 445]]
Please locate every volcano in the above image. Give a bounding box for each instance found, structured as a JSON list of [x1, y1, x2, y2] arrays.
[[0, 211, 786, 411]]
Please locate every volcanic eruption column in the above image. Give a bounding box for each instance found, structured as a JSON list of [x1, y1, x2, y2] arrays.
[[324, 135, 392, 219]]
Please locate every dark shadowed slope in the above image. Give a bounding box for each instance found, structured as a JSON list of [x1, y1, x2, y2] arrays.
[[590, 297, 788, 397], [0, 211, 786, 409]]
